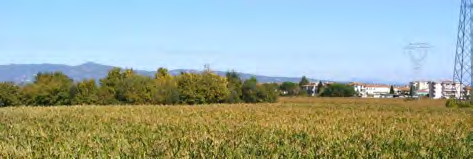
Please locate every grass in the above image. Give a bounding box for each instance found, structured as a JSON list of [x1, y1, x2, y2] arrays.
[[0, 97, 472, 158]]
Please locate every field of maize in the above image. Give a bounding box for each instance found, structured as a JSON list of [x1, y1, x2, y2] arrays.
[[0, 97, 472, 158]]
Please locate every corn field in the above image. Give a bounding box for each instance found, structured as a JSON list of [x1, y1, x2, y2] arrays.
[[0, 98, 472, 158]]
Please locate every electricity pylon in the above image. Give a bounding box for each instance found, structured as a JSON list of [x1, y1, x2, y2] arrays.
[[405, 43, 431, 98], [453, 0, 473, 100]]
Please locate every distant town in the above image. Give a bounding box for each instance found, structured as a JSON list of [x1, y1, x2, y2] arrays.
[[299, 80, 466, 99]]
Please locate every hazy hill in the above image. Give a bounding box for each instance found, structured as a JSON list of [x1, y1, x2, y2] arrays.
[[0, 62, 317, 84]]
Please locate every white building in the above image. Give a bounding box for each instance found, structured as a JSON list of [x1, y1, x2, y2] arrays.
[[428, 81, 463, 99], [350, 83, 391, 98], [302, 82, 321, 96], [411, 81, 430, 91]]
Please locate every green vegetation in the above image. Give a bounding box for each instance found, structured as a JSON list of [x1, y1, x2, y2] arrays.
[[20, 72, 74, 106], [225, 71, 243, 103], [298, 76, 310, 88], [0, 98, 471, 158], [0, 68, 277, 107], [320, 83, 356, 97], [0, 82, 21, 107], [317, 81, 324, 94], [279, 82, 300, 96], [446, 98, 473, 108]]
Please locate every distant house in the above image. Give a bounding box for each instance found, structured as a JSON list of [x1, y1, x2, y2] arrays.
[[349, 82, 390, 98], [394, 86, 410, 96], [301, 82, 319, 96]]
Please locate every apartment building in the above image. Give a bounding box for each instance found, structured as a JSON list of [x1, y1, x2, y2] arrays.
[[428, 81, 463, 99]]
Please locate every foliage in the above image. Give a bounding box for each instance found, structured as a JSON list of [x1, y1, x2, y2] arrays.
[[390, 85, 395, 94], [115, 70, 154, 105], [0, 68, 278, 107], [446, 99, 473, 108], [241, 78, 278, 103], [71, 79, 99, 105], [317, 81, 324, 95], [0, 82, 21, 107], [177, 72, 229, 105], [320, 83, 356, 97], [98, 68, 122, 105], [151, 68, 180, 105], [0, 98, 471, 158], [20, 72, 73, 106], [279, 82, 300, 96], [257, 83, 279, 103], [225, 71, 243, 103], [298, 76, 310, 88], [409, 84, 416, 97], [241, 77, 259, 103]]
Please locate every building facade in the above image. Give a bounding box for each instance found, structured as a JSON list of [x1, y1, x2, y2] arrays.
[[350, 83, 391, 98], [428, 81, 463, 99]]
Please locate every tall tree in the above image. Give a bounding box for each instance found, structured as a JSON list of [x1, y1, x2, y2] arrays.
[[299, 76, 310, 88], [226, 71, 243, 103], [317, 81, 324, 94], [390, 85, 395, 94], [410, 84, 416, 97], [98, 68, 122, 105], [242, 77, 259, 103], [151, 68, 180, 105]]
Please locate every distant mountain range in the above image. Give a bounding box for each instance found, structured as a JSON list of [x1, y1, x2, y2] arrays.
[[0, 62, 321, 84]]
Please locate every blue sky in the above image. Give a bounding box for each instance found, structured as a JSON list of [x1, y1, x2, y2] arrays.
[[0, 0, 460, 83]]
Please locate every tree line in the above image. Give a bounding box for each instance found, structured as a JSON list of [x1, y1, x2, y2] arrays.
[[279, 76, 356, 97], [0, 68, 279, 107]]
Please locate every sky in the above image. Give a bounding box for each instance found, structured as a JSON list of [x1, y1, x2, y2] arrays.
[[0, 0, 461, 83]]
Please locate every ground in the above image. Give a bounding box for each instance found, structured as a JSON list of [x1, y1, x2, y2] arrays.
[[0, 98, 472, 158]]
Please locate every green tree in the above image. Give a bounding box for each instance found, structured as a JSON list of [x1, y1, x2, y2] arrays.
[[299, 76, 310, 88], [71, 79, 99, 105], [98, 68, 122, 105], [20, 72, 73, 106], [225, 71, 243, 103], [115, 69, 154, 105], [320, 83, 356, 97], [0, 82, 21, 107], [155, 67, 172, 79], [151, 68, 180, 105], [390, 85, 395, 94], [257, 83, 279, 103], [409, 84, 416, 97], [242, 77, 259, 103], [317, 81, 324, 95], [177, 71, 229, 105], [279, 82, 300, 96]]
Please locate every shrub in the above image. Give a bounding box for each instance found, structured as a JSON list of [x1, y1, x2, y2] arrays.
[[446, 99, 473, 108], [445, 99, 457, 108], [0, 82, 21, 107], [320, 83, 356, 97]]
